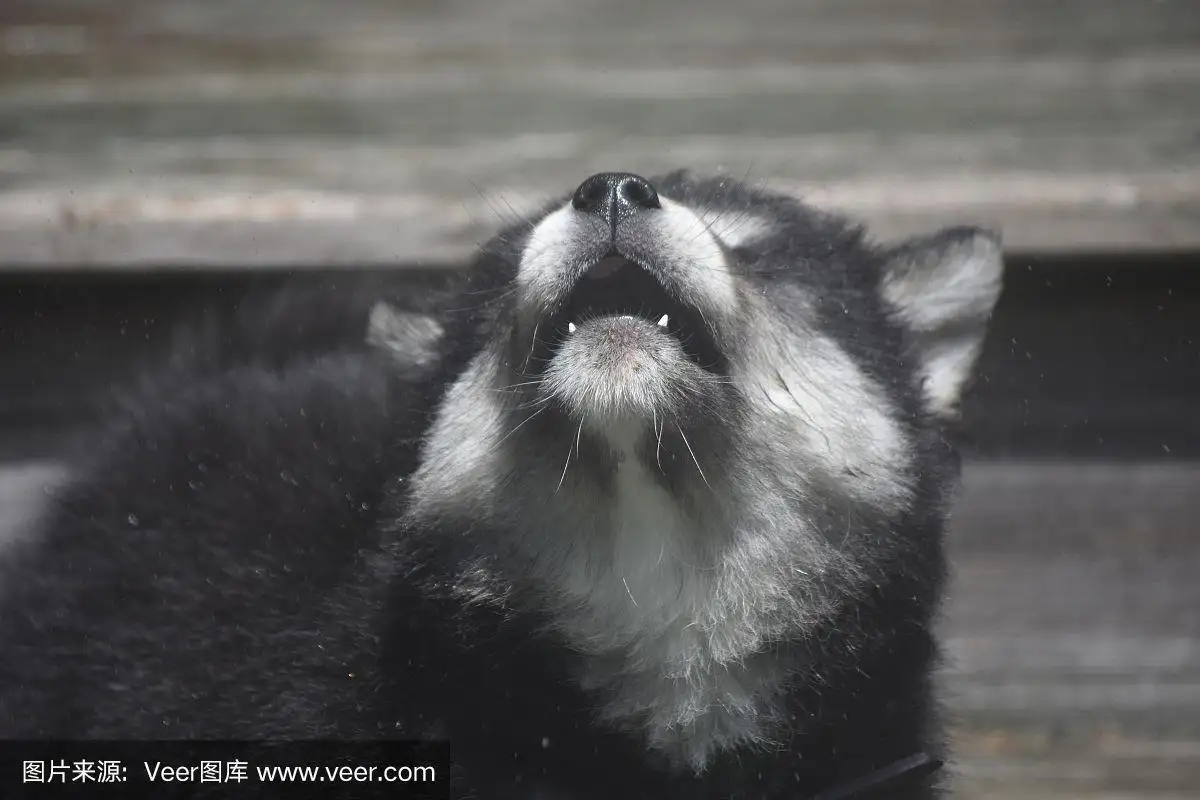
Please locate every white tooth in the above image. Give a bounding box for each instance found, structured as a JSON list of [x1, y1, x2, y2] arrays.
[[657, 314, 669, 327], [568, 322, 577, 334]]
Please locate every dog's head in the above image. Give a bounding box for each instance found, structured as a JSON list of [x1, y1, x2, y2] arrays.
[[401, 171, 1002, 503]]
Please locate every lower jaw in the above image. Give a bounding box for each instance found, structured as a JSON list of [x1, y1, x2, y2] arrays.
[[558, 390, 667, 428]]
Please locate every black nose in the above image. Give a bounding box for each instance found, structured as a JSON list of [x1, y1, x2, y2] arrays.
[[571, 172, 660, 230]]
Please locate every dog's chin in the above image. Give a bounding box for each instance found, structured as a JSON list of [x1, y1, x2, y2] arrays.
[[541, 315, 692, 424]]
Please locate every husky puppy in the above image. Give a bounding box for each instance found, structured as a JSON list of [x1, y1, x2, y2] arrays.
[[0, 171, 1003, 799]]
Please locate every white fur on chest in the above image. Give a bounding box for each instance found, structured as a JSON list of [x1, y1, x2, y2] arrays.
[[553, 435, 780, 771], [561, 459, 701, 640]]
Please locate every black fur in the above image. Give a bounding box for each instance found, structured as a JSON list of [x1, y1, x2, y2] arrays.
[[0, 174, 989, 799]]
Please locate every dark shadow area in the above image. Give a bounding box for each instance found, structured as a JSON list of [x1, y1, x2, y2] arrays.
[[0, 251, 1197, 462], [962, 251, 1199, 459]]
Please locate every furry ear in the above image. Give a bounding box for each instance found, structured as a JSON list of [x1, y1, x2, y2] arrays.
[[880, 227, 1004, 419], [366, 302, 444, 368]]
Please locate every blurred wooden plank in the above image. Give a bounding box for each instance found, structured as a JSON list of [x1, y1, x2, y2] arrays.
[[1, 0, 1198, 266], [943, 460, 1200, 795], [939, 461, 1200, 798]]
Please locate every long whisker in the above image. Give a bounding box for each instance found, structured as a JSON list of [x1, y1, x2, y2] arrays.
[[521, 322, 540, 374], [466, 178, 517, 229], [556, 416, 585, 494], [675, 420, 710, 488], [508, 394, 554, 412], [653, 407, 664, 473], [496, 405, 549, 447], [487, 379, 545, 395]]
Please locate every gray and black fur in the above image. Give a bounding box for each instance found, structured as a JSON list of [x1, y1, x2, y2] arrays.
[[0, 170, 1004, 799]]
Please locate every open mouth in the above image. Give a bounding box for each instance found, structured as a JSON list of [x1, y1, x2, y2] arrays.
[[540, 255, 726, 373]]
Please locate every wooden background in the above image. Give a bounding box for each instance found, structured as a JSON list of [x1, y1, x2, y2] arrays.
[[1, 2, 1198, 797], [1, 0, 1199, 266]]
